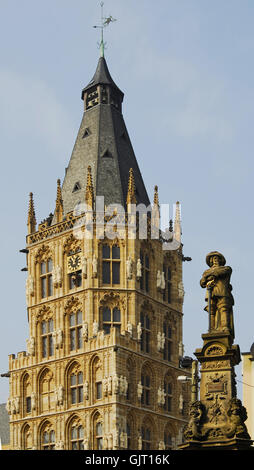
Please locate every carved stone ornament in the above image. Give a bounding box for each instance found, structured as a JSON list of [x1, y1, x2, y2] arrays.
[[82, 321, 88, 341], [92, 254, 98, 278], [64, 296, 82, 316], [35, 244, 52, 264], [81, 256, 87, 278], [137, 322, 142, 341], [127, 321, 133, 337], [157, 386, 166, 406], [52, 329, 63, 349], [26, 337, 35, 356], [157, 332, 165, 352], [26, 275, 35, 303], [55, 441, 64, 450], [178, 281, 185, 299], [52, 265, 62, 287], [63, 233, 81, 254], [137, 381, 143, 400], [55, 385, 64, 406], [136, 259, 142, 280]]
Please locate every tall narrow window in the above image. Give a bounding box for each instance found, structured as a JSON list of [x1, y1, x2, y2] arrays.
[[140, 313, 150, 353], [70, 425, 84, 450], [164, 431, 172, 450], [40, 259, 53, 299], [141, 373, 151, 406], [40, 370, 55, 413], [102, 307, 121, 334], [164, 379, 173, 413], [102, 244, 120, 285], [41, 319, 54, 358], [141, 426, 151, 450], [23, 375, 32, 416], [163, 266, 171, 303], [70, 371, 83, 405], [127, 423, 131, 449], [95, 422, 103, 450], [69, 311, 83, 351], [163, 323, 172, 362], [140, 251, 149, 292]]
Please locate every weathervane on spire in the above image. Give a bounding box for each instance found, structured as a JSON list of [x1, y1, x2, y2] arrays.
[[93, 2, 116, 57]]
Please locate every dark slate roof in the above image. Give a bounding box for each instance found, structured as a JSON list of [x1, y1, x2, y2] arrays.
[[58, 56, 150, 219], [0, 404, 10, 446], [82, 56, 124, 99]]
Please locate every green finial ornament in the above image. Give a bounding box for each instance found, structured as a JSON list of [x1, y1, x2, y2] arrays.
[[93, 2, 116, 57]]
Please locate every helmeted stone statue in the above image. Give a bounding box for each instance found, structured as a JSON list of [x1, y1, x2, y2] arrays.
[[200, 251, 234, 339]]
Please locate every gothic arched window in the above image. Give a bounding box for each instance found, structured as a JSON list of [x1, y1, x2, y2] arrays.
[[95, 421, 103, 450], [23, 374, 32, 416], [69, 418, 84, 450], [70, 369, 84, 405], [23, 424, 32, 450], [41, 423, 55, 450], [40, 370, 55, 413]]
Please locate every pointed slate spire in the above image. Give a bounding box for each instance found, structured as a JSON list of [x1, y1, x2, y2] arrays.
[[27, 192, 36, 234], [55, 179, 64, 223], [59, 56, 150, 221]]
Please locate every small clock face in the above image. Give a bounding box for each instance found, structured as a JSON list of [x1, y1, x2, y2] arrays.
[[67, 254, 81, 273]]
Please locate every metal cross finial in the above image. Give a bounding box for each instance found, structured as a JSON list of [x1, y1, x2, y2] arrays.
[[93, 2, 116, 57]]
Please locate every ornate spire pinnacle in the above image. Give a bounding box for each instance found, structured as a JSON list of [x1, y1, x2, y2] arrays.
[[27, 192, 36, 234], [85, 166, 94, 208], [174, 201, 182, 243], [153, 185, 159, 207], [93, 2, 116, 58], [55, 179, 64, 223], [126, 168, 136, 205]]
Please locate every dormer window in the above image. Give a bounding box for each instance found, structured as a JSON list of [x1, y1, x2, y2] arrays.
[[72, 182, 81, 193], [82, 128, 91, 139]]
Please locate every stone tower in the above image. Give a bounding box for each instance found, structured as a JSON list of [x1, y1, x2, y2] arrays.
[[180, 252, 252, 450], [6, 53, 190, 450]]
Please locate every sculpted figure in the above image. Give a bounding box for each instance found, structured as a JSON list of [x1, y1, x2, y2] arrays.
[[92, 255, 98, 277], [224, 398, 250, 440], [127, 321, 133, 337], [183, 401, 204, 441], [200, 252, 234, 338], [126, 256, 133, 280], [82, 322, 88, 342]]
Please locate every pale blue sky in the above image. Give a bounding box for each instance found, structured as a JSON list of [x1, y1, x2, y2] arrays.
[[0, 0, 254, 402]]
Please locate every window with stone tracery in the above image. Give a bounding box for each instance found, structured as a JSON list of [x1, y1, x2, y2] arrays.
[[40, 369, 55, 413], [41, 423, 55, 450], [95, 421, 103, 450], [68, 364, 84, 406], [69, 419, 84, 450], [23, 424, 32, 450]]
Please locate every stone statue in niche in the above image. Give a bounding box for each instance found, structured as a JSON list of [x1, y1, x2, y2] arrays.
[[126, 256, 133, 280], [200, 252, 234, 339]]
